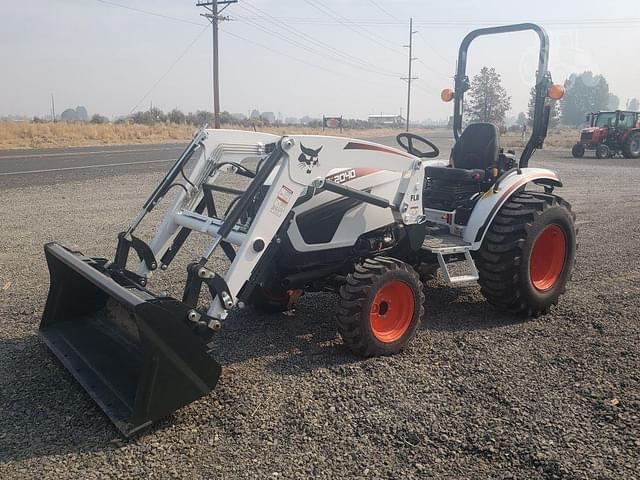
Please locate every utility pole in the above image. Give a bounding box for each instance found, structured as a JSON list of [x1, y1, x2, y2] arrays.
[[401, 17, 418, 132], [196, 0, 237, 129], [51, 94, 56, 123]]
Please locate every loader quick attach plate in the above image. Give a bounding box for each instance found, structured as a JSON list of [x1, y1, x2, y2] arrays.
[[39, 243, 222, 437]]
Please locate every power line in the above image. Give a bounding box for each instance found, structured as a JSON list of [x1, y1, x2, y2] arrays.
[[235, 16, 640, 27], [234, 13, 402, 78], [219, 26, 397, 89], [361, 2, 448, 90], [92, 2, 640, 29], [301, 0, 404, 55], [95, 0, 205, 26], [128, 25, 210, 115], [237, 1, 402, 77], [365, 0, 401, 21]]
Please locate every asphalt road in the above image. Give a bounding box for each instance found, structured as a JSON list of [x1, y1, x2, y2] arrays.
[[0, 132, 455, 189], [0, 143, 187, 189]]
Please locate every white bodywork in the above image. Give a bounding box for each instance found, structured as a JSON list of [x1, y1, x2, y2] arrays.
[[138, 129, 426, 321], [133, 129, 561, 324]]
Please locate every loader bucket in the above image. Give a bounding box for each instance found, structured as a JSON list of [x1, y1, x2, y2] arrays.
[[39, 242, 222, 437]]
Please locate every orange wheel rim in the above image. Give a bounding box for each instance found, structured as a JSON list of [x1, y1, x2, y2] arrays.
[[530, 225, 567, 291], [370, 281, 415, 343]]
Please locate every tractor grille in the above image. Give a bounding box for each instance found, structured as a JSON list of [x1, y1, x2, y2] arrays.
[[581, 131, 593, 143]]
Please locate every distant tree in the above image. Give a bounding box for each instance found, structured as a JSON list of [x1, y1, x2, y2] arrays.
[[168, 108, 186, 124], [465, 67, 511, 124], [32, 116, 46, 123], [60, 108, 79, 122], [190, 110, 215, 127], [219, 111, 235, 125], [561, 71, 610, 125], [527, 87, 560, 127], [627, 98, 639, 111], [607, 93, 620, 110], [516, 112, 527, 126], [75, 106, 89, 122], [90, 114, 109, 124], [131, 107, 166, 125]]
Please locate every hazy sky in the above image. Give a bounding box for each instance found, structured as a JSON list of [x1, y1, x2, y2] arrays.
[[1, 1, 638, 121]]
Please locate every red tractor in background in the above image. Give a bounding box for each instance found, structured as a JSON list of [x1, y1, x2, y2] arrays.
[[572, 110, 640, 159]]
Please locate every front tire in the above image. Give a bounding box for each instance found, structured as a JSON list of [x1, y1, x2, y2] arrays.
[[335, 257, 424, 357], [623, 131, 640, 159], [596, 144, 611, 159], [571, 143, 585, 158], [475, 192, 576, 317]]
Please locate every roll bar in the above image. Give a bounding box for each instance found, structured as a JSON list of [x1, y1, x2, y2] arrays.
[[452, 23, 554, 168]]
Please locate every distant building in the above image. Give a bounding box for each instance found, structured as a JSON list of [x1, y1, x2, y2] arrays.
[[285, 117, 299, 125], [368, 114, 405, 128]]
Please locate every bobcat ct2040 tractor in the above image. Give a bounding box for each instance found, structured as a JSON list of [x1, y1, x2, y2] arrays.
[[40, 23, 576, 436]]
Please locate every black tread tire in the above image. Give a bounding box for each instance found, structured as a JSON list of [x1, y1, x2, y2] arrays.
[[249, 286, 291, 314], [475, 192, 577, 317], [336, 257, 425, 357], [596, 144, 610, 159], [623, 131, 640, 159], [571, 143, 585, 158]]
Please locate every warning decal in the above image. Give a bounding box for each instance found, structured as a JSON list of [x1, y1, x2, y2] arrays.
[[270, 185, 294, 217]]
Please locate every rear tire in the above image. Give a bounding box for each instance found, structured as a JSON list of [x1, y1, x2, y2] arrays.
[[475, 192, 576, 317], [596, 144, 610, 159], [623, 131, 640, 159], [336, 257, 424, 357], [571, 143, 585, 158]]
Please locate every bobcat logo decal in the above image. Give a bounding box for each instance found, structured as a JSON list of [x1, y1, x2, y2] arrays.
[[298, 144, 322, 174]]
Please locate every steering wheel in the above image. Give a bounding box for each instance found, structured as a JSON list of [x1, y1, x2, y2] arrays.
[[396, 133, 440, 158]]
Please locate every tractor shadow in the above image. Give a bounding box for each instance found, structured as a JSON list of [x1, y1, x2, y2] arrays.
[[213, 283, 526, 377], [212, 292, 361, 376], [419, 280, 528, 332], [0, 335, 124, 463]]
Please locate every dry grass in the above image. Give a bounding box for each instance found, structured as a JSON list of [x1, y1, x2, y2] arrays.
[[501, 129, 580, 150], [0, 122, 197, 150], [0, 122, 442, 150], [0, 121, 580, 151]]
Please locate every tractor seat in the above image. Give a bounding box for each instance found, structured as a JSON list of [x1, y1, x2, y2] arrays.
[[425, 123, 500, 183]]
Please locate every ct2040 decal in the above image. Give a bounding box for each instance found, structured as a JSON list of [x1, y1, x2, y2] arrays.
[[327, 168, 381, 184]]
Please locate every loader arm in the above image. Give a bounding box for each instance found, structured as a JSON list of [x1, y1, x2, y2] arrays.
[[135, 130, 426, 322]]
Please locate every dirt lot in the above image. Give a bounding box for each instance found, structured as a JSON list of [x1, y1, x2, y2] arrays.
[[0, 146, 639, 479]]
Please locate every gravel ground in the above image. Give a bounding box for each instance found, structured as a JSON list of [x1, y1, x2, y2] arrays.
[[0, 146, 639, 479]]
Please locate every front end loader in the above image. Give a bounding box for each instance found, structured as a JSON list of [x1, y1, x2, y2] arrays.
[[40, 23, 576, 436]]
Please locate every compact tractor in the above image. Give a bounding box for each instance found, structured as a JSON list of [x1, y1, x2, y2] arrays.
[[40, 23, 576, 436], [572, 110, 640, 159]]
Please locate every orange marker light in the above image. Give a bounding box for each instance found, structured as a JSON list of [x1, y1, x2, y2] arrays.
[[547, 84, 565, 100], [441, 88, 455, 102]]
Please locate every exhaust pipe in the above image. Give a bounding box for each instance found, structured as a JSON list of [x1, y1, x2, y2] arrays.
[[39, 242, 221, 437]]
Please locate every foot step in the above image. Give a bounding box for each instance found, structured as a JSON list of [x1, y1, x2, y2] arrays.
[[422, 234, 478, 285]]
